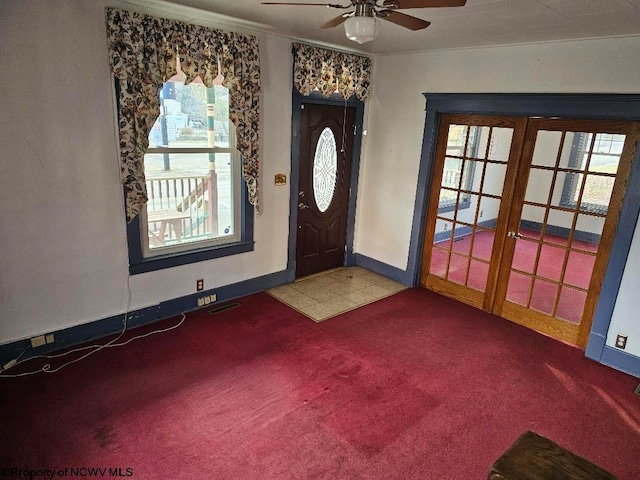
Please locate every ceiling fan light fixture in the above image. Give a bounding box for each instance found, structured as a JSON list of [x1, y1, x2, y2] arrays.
[[344, 16, 376, 44]]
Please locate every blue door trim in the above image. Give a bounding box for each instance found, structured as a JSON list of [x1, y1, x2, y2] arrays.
[[408, 93, 640, 376], [288, 90, 365, 282]]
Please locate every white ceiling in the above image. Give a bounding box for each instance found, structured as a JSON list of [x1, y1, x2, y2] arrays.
[[137, 0, 640, 54]]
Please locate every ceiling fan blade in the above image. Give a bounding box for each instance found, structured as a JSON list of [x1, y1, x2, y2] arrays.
[[320, 13, 350, 29], [388, 0, 466, 9], [261, 2, 349, 7], [380, 10, 430, 30]]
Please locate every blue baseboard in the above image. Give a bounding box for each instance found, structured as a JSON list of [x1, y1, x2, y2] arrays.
[[598, 345, 640, 379], [585, 332, 607, 360], [433, 218, 499, 244], [354, 253, 413, 286], [0, 269, 289, 367], [519, 219, 601, 244]]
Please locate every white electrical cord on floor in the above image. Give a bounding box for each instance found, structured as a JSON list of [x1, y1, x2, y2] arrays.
[[0, 83, 189, 378], [0, 313, 187, 378], [0, 270, 187, 377]]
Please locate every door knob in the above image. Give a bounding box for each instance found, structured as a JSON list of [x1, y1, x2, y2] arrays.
[[298, 203, 310, 209]]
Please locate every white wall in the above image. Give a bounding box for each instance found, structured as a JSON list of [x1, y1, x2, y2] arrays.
[[0, 0, 292, 344], [355, 36, 640, 356]]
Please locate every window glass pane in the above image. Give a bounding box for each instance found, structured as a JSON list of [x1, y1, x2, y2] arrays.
[[477, 196, 500, 227], [442, 157, 463, 189], [531, 130, 562, 168], [546, 209, 574, 245], [149, 80, 229, 149], [483, 162, 507, 197], [452, 223, 473, 256], [589, 134, 624, 174], [468, 260, 489, 291], [447, 253, 469, 285], [434, 219, 454, 244], [487, 127, 514, 163], [440, 126, 484, 210], [564, 251, 596, 289], [529, 279, 559, 315], [313, 127, 337, 212], [144, 153, 236, 252], [511, 238, 538, 274], [579, 174, 614, 213], [574, 214, 604, 247], [536, 243, 565, 282], [439, 188, 458, 208], [525, 168, 554, 204], [143, 71, 239, 257], [446, 125, 468, 156], [556, 286, 586, 324], [463, 160, 484, 193], [430, 248, 449, 278], [519, 204, 546, 240], [471, 228, 495, 261], [506, 271, 532, 306]]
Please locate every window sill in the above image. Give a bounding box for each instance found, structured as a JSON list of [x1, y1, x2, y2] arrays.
[[438, 200, 471, 215], [129, 240, 255, 275], [559, 200, 607, 216]]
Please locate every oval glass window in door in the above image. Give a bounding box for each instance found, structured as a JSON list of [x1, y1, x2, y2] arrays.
[[313, 127, 338, 212]]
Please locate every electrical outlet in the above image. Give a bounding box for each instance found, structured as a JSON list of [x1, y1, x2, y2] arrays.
[[196, 279, 204, 292], [30, 335, 46, 348], [45, 334, 55, 344], [197, 294, 217, 308], [615, 334, 627, 350]]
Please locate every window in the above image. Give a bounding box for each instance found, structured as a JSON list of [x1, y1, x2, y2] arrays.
[[439, 125, 480, 213], [126, 70, 254, 274], [560, 132, 624, 215]]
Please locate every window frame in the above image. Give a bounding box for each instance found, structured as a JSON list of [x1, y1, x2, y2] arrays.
[[127, 185, 254, 275], [560, 132, 622, 215], [117, 79, 255, 275]]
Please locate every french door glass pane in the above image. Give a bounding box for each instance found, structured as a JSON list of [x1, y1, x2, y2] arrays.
[[430, 123, 514, 294], [483, 162, 507, 197]]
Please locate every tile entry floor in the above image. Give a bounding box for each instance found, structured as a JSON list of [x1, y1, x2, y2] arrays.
[[267, 266, 408, 322]]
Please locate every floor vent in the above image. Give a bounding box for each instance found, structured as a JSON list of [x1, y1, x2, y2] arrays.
[[208, 302, 241, 315]]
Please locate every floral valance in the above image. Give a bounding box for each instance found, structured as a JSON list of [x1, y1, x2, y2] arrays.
[[105, 8, 261, 221], [292, 43, 372, 101]]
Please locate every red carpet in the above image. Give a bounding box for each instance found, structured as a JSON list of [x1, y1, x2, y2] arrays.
[[431, 229, 598, 323], [1, 289, 639, 479]]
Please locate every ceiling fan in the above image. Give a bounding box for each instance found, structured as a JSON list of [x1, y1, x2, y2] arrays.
[[262, 0, 467, 44]]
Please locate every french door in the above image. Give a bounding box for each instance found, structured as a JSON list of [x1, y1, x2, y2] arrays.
[[421, 114, 639, 347]]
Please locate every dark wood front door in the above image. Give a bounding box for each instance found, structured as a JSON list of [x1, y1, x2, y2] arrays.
[[296, 103, 355, 278]]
